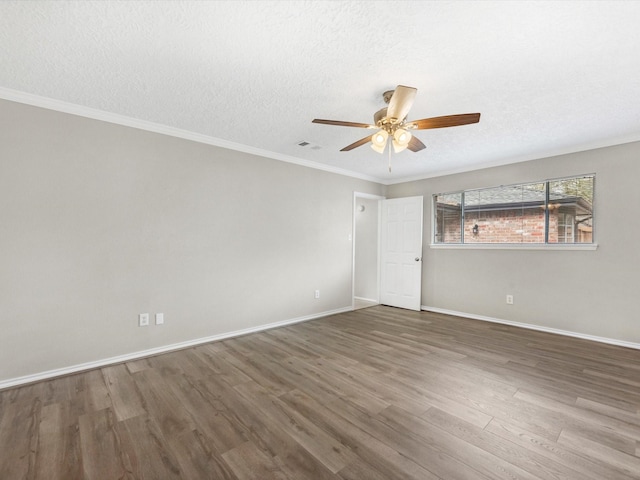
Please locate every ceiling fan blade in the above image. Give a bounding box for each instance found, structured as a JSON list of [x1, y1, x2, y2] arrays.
[[387, 85, 417, 122], [409, 113, 481, 130], [340, 134, 373, 151], [407, 136, 426, 152], [312, 119, 375, 128]]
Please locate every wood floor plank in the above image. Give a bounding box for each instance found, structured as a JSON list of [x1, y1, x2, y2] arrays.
[[486, 417, 638, 480], [191, 344, 253, 385], [260, 329, 322, 361], [423, 406, 594, 480], [514, 389, 640, 441], [1, 305, 639, 479], [379, 404, 542, 480], [294, 351, 430, 416], [193, 373, 292, 458], [336, 455, 433, 480], [558, 428, 640, 478], [251, 353, 342, 406], [33, 403, 64, 479], [575, 396, 640, 427], [283, 355, 390, 414], [222, 441, 290, 480], [233, 381, 357, 474], [167, 429, 239, 480], [273, 326, 360, 368], [200, 375, 340, 480], [101, 364, 146, 422], [77, 408, 134, 479], [279, 389, 440, 480], [32, 402, 85, 480], [340, 396, 493, 479], [217, 348, 292, 396], [82, 369, 112, 413], [130, 368, 196, 438], [0, 401, 40, 479], [124, 357, 151, 374], [163, 372, 248, 454], [272, 449, 342, 480], [376, 366, 496, 428], [116, 414, 182, 479]]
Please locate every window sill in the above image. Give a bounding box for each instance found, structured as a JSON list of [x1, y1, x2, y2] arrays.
[[429, 243, 598, 251]]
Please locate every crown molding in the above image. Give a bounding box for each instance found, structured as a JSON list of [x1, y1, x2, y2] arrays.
[[386, 134, 640, 185], [0, 87, 384, 184], [4, 87, 640, 188]]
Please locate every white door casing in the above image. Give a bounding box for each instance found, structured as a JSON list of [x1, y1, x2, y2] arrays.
[[380, 196, 423, 311]]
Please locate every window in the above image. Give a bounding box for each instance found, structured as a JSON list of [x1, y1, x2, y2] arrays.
[[557, 213, 574, 243], [433, 174, 594, 245]]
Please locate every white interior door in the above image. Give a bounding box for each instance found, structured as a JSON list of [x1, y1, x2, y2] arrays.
[[380, 196, 423, 311]]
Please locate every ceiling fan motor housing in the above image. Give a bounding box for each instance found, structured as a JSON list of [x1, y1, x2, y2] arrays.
[[382, 89, 395, 104], [374, 108, 388, 127], [374, 107, 406, 136]]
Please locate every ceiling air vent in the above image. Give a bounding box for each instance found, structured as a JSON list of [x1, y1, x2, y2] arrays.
[[296, 141, 321, 150]]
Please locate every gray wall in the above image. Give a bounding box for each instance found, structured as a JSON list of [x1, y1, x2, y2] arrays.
[[387, 142, 640, 344], [0, 99, 383, 382], [354, 197, 379, 301], [3, 95, 638, 384]]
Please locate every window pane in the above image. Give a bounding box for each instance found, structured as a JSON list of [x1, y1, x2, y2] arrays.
[[547, 176, 594, 243], [434, 193, 462, 243], [463, 183, 546, 243]]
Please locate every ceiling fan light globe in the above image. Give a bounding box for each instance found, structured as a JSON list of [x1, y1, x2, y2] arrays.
[[371, 130, 388, 154], [371, 142, 386, 154], [393, 128, 412, 146], [372, 130, 388, 145], [392, 140, 408, 153]]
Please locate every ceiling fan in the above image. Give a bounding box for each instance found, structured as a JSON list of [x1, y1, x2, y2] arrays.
[[312, 85, 480, 169]]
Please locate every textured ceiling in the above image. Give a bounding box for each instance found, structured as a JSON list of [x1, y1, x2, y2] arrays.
[[1, 1, 640, 184]]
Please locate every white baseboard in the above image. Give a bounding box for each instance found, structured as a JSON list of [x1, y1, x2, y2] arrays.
[[354, 296, 378, 304], [421, 305, 640, 351], [0, 306, 352, 391]]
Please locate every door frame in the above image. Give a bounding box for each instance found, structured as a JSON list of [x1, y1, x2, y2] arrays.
[[352, 192, 385, 310]]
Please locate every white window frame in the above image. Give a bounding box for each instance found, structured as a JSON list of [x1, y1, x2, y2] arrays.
[[430, 174, 597, 251]]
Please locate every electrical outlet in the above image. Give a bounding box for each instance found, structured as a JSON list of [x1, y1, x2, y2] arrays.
[[506, 295, 514, 305], [314, 290, 320, 299], [139, 313, 150, 326], [155, 313, 164, 325]]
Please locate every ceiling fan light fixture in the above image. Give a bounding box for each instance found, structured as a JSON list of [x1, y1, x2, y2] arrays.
[[392, 139, 407, 153], [392, 128, 412, 153], [371, 130, 388, 154], [393, 128, 411, 145], [371, 142, 386, 154]]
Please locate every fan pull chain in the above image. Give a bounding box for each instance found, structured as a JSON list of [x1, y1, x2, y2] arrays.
[[388, 140, 392, 173]]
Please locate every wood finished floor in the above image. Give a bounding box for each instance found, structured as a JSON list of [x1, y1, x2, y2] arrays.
[[1, 306, 640, 479]]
